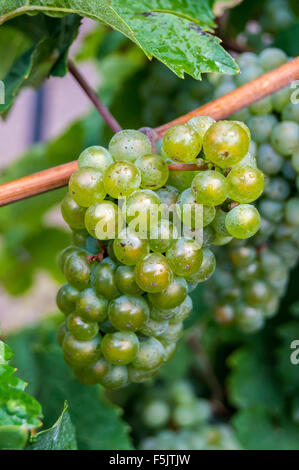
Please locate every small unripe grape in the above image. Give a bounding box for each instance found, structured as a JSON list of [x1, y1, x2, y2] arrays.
[[285, 198, 299, 226], [64, 251, 91, 290], [76, 288, 108, 322], [67, 314, 99, 341], [236, 261, 260, 282], [235, 64, 263, 86], [162, 124, 202, 162], [108, 295, 149, 331], [85, 201, 125, 240], [247, 115, 277, 144], [128, 366, 159, 383], [228, 245, 256, 267], [264, 177, 290, 201], [61, 193, 86, 229], [250, 96, 273, 115], [91, 258, 120, 299], [148, 276, 188, 310], [69, 168, 106, 207], [115, 265, 143, 296], [56, 283, 79, 314], [134, 253, 173, 293], [257, 144, 283, 175], [188, 115, 216, 141], [78, 146, 114, 171], [271, 121, 299, 156], [100, 365, 128, 389], [132, 337, 165, 370], [272, 87, 291, 112], [58, 246, 82, 273], [226, 166, 264, 203], [282, 102, 299, 124], [236, 305, 264, 333], [140, 317, 169, 337], [259, 48, 287, 71], [63, 333, 102, 367], [244, 280, 272, 306], [225, 204, 261, 239], [163, 343, 177, 363], [125, 189, 161, 233], [191, 170, 228, 206], [159, 322, 183, 345], [142, 400, 170, 428], [259, 199, 284, 223], [135, 154, 169, 189], [166, 237, 203, 277], [113, 229, 150, 266], [101, 331, 139, 365], [236, 52, 258, 68], [74, 358, 110, 385], [108, 129, 152, 163], [186, 248, 216, 283], [213, 304, 235, 325], [203, 121, 249, 168], [149, 219, 178, 253], [104, 161, 141, 199]]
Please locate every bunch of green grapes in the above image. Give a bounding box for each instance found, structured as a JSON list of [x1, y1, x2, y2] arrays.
[[57, 114, 264, 388], [138, 380, 240, 450], [205, 47, 299, 332]]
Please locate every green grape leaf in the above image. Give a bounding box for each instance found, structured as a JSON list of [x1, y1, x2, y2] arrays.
[[0, 341, 14, 364], [233, 406, 299, 450], [274, 21, 299, 56], [227, 343, 283, 414], [8, 324, 133, 450], [28, 402, 77, 450], [0, 0, 238, 83]]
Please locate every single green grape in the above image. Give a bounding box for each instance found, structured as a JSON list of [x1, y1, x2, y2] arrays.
[[56, 283, 79, 314], [191, 170, 228, 206], [115, 265, 143, 296], [101, 331, 139, 365], [108, 129, 152, 163], [167, 170, 197, 193], [235, 64, 263, 86], [228, 245, 256, 267], [156, 185, 180, 218], [128, 366, 159, 384], [168, 296, 193, 324], [258, 47, 287, 71], [236, 52, 258, 68], [243, 280, 272, 307], [100, 365, 128, 389], [63, 333, 102, 367], [113, 229, 150, 266], [186, 248, 216, 283], [247, 114, 277, 144], [285, 198, 299, 226], [162, 124, 202, 163], [257, 143, 283, 175], [104, 161, 141, 199], [140, 317, 169, 337], [148, 276, 188, 310], [250, 96, 273, 115], [132, 337, 165, 371], [211, 209, 230, 237], [166, 237, 203, 277], [134, 253, 173, 293], [230, 121, 251, 140], [72, 229, 88, 248], [91, 258, 120, 299], [64, 251, 91, 290], [187, 115, 216, 142], [213, 304, 235, 325], [74, 358, 110, 385], [258, 199, 284, 223], [76, 287, 108, 322], [159, 322, 183, 346], [203, 121, 249, 168], [108, 294, 149, 331], [61, 193, 86, 229], [225, 204, 260, 239], [69, 168, 106, 207], [67, 314, 99, 341], [282, 102, 299, 124], [271, 121, 299, 156], [85, 201, 125, 240], [135, 154, 169, 190], [163, 343, 177, 363], [264, 177, 290, 201], [78, 146, 114, 171], [226, 166, 264, 203], [58, 246, 82, 273], [149, 220, 178, 253], [272, 87, 291, 112], [176, 188, 203, 229], [142, 400, 170, 428], [125, 189, 161, 234]]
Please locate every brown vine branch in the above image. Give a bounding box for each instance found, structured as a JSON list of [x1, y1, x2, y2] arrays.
[[68, 60, 122, 134], [0, 57, 298, 207]]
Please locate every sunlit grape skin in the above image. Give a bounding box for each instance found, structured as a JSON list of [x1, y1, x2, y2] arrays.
[[187, 115, 216, 141], [76, 288, 108, 323], [225, 204, 261, 239], [166, 238, 203, 277], [113, 229, 150, 266], [108, 295, 149, 332], [67, 314, 99, 341], [61, 193, 86, 229], [78, 146, 114, 171], [226, 166, 265, 203], [103, 161, 141, 199], [85, 201, 125, 240], [186, 248, 216, 283], [203, 121, 250, 168], [148, 276, 188, 310], [134, 253, 173, 293], [69, 168, 106, 207], [63, 333, 102, 367], [108, 129, 152, 163], [132, 337, 165, 371], [191, 170, 228, 206], [125, 189, 161, 233], [135, 154, 169, 190], [149, 220, 178, 253], [162, 124, 202, 163], [101, 331, 139, 365]]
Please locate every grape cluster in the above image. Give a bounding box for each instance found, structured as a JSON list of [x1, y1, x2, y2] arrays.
[[205, 48, 299, 332], [57, 112, 265, 387], [138, 380, 240, 450]]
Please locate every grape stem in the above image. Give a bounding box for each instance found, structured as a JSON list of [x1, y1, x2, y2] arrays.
[[187, 328, 229, 416], [68, 60, 122, 134], [87, 240, 107, 263], [0, 57, 299, 206]]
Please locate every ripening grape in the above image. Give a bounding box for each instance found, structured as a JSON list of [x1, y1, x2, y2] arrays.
[[166, 238, 203, 277], [186, 248, 216, 283], [61, 193, 86, 229], [69, 168, 106, 207], [226, 166, 264, 203], [113, 229, 150, 266], [125, 189, 161, 233], [134, 253, 173, 293], [149, 219, 178, 253], [56, 283, 79, 315], [148, 276, 188, 310], [104, 161, 141, 198], [115, 265, 143, 296], [108, 129, 152, 163], [191, 170, 228, 206], [74, 358, 110, 385], [101, 331, 139, 365], [135, 154, 169, 189], [162, 124, 202, 162], [108, 295, 149, 332], [76, 288, 108, 323], [78, 146, 114, 171], [225, 204, 261, 239], [271, 121, 299, 156], [63, 333, 102, 367], [85, 201, 125, 240], [67, 314, 99, 341], [132, 337, 165, 370], [188, 115, 216, 141]]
